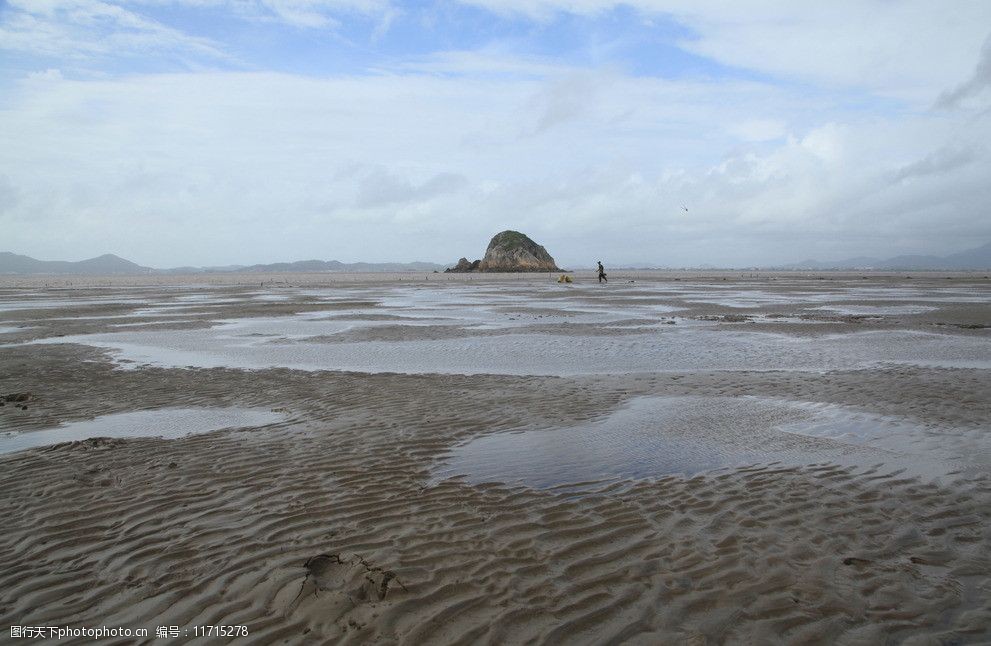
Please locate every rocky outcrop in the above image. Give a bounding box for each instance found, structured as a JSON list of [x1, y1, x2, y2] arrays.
[[445, 257, 481, 273], [479, 231, 560, 272], [447, 231, 560, 273]]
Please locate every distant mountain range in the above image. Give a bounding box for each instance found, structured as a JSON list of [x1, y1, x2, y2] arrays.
[[3, 241, 989, 275], [0, 252, 446, 275], [781, 241, 991, 270], [0, 253, 151, 275]]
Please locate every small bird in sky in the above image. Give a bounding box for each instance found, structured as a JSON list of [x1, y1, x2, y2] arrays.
[[682, 205, 689, 212]]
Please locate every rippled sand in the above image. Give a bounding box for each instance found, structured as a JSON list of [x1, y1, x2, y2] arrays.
[[1, 272, 989, 644]]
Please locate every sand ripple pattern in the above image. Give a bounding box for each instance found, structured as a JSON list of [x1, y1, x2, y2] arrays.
[[0, 355, 989, 643], [1, 278, 990, 644]]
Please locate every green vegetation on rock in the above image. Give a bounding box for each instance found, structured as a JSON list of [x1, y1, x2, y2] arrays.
[[488, 230, 530, 252], [446, 230, 561, 272]]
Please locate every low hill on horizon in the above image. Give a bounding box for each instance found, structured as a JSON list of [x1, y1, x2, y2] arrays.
[[0, 252, 446, 275], [781, 241, 991, 271], [4, 240, 990, 275], [0, 252, 152, 275]]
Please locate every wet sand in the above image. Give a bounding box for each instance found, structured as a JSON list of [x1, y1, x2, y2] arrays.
[[0, 272, 989, 644]]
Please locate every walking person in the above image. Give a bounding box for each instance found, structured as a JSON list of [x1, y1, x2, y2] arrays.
[[597, 260, 607, 283]]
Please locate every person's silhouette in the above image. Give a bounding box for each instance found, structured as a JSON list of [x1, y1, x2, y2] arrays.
[[597, 261, 607, 283]]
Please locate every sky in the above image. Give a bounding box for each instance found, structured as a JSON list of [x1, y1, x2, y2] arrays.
[[1, 1, 990, 268]]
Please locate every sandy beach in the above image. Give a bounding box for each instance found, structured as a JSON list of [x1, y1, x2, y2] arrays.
[[1, 272, 989, 644]]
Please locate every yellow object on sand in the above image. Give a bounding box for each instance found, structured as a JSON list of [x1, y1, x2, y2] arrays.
[[557, 274, 572, 283]]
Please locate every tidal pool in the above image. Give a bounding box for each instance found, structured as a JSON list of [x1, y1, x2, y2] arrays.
[[7, 282, 989, 375], [0, 407, 288, 454], [24, 327, 991, 374], [434, 396, 952, 488], [808, 304, 937, 315]]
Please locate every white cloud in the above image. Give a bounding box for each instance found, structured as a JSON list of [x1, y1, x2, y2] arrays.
[[0, 0, 397, 66], [727, 119, 785, 142], [2, 2, 989, 266], [351, 168, 470, 208], [457, 1, 991, 104], [238, 0, 391, 28], [892, 145, 981, 183], [0, 0, 230, 63], [26, 68, 65, 81], [394, 49, 568, 78], [261, 0, 340, 28], [935, 35, 991, 109], [525, 72, 612, 135], [1, 69, 988, 267]]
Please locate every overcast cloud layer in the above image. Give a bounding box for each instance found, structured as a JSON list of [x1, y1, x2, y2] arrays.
[[1, 0, 990, 267]]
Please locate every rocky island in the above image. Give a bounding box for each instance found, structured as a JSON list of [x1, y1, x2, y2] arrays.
[[446, 230, 562, 273]]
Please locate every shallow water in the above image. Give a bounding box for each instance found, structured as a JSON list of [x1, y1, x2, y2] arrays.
[[434, 396, 950, 488], [808, 304, 937, 315], [4, 283, 989, 376], [0, 407, 287, 454], [27, 326, 991, 374]]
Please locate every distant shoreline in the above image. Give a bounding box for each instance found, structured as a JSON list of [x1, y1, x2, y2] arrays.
[[1, 269, 989, 289]]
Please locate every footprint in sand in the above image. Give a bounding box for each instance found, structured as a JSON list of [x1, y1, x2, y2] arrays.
[[284, 553, 405, 618]]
